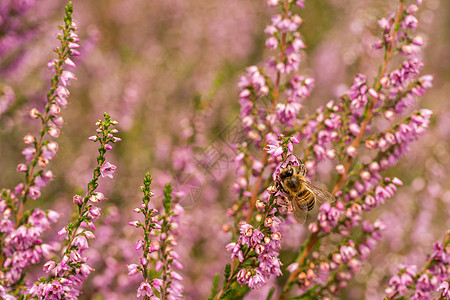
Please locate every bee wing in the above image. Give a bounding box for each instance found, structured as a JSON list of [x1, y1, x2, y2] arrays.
[[291, 196, 308, 224], [303, 181, 336, 204]]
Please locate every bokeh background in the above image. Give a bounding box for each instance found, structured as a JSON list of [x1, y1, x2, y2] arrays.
[[0, 0, 449, 299]]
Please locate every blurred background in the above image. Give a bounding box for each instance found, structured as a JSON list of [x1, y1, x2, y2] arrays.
[[0, 0, 449, 299]]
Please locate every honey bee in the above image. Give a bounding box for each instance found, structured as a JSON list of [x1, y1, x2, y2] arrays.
[[277, 160, 335, 224]]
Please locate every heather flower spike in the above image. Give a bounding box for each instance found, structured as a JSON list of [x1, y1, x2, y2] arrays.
[[29, 113, 120, 299], [15, 0, 78, 209], [129, 175, 184, 299], [0, 2, 80, 295]]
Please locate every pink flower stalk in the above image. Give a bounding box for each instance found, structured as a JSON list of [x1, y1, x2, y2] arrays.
[[29, 113, 120, 299], [0, 2, 82, 295], [129, 175, 184, 299]]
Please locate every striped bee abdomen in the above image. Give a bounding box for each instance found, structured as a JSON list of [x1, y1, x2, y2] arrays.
[[296, 188, 315, 211], [306, 195, 316, 211]]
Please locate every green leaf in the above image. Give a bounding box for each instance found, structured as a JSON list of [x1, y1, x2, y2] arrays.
[[208, 274, 220, 300], [220, 287, 236, 300], [163, 183, 172, 212], [223, 263, 231, 286]]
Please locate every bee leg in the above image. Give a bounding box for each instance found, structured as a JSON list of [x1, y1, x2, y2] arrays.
[[279, 185, 289, 195], [299, 163, 306, 176]]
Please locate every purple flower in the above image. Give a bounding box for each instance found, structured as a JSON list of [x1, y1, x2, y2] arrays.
[[248, 269, 265, 289], [100, 162, 117, 178], [438, 281, 450, 299], [264, 139, 283, 158], [137, 282, 154, 297]]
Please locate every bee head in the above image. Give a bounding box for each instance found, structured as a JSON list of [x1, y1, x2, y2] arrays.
[[279, 165, 294, 180]]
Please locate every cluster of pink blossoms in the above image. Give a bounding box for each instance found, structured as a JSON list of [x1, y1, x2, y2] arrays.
[[0, 3, 81, 297], [29, 113, 120, 299], [226, 217, 283, 289], [385, 232, 449, 300]]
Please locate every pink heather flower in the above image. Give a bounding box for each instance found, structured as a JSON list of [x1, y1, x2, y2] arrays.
[[438, 281, 449, 299], [152, 279, 163, 292], [89, 192, 106, 203], [48, 127, 60, 138], [22, 147, 36, 163], [73, 195, 83, 205], [60, 71, 77, 86], [55, 86, 70, 100], [137, 282, 154, 297], [264, 139, 283, 158], [129, 221, 140, 227], [392, 177, 403, 186], [87, 206, 102, 221], [155, 261, 163, 272], [65, 57, 76, 67], [336, 164, 345, 175], [308, 222, 319, 233], [84, 231, 96, 239], [55, 96, 68, 108], [265, 36, 278, 49], [70, 48, 80, 56], [266, 0, 279, 7], [73, 235, 89, 250], [296, 0, 305, 8], [46, 141, 59, 153], [136, 240, 144, 250], [140, 257, 147, 266], [172, 271, 183, 281], [287, 262, 299, 273], [402, 15, 418, 30], [57, 227, 68, 239], [127, 264, 140, 276], [68, 42, 79, 49], [43, 260, 56, 273], [17, 163, 27, 172], [100, 162, 117, 178], [23, 133, 35, 144], [28, 186, 41, 200], [48, 103, 62, 114], [248, 269, 265, 289], [80, 263, 94, 277], [47, 210, 60, 223]]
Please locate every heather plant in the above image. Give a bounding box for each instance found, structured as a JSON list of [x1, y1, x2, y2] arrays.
[[208, 0, 444, 299], [128, 175, 184, 299], [1, 1, 79, 293], [0, 3, 121, 298], [0, 0, 449, 299]]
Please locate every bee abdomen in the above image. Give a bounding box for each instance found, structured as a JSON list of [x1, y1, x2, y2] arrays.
[[306, 195, 316, 211], [297, 188, 309, 199], [297, 189, 315, 211]]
